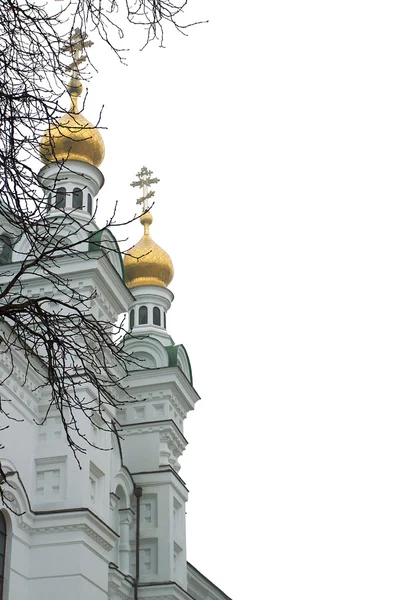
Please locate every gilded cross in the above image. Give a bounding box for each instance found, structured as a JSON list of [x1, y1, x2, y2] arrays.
[[62, 28, 94, 75], [130, 167, 160, 212]]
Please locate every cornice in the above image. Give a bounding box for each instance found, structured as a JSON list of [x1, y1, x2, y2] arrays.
[[137, 581, 197, 600], [108, 581, 133, 599], [0, 250, 131, 315], [122, 367, 200, 413], [9, 499, 119, 552], [120, 419, 187, 453], [108, 563, 135, 599], [18, 519, 114, 551], [132, 467, 189, 495]]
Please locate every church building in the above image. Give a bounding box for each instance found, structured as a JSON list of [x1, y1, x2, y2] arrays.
[[0, 43, 231, 600]]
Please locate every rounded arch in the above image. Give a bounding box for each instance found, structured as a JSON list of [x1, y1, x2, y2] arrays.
[[133, 352, 157, 369], [115, 484, 128, 509], [166, 344, 193, 384], [88, 228, 124, 279], [139, 305, 148, 325], [55, 187, 66, 209], [153, 306, 161, 326], [112, 469, 134, 506], [72, 187, 83, 209], [123, 337, 169, 371], [0, 460, 30, 515], [129, 308, 135, 329]]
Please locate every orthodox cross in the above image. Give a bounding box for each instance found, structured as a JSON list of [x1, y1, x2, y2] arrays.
[[62, 28, 94, 75], [130, 167, 160, 212]]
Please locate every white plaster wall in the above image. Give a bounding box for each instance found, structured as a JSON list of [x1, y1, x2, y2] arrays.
[[121, 431, 160, 473], [131, 471, 189, 588], [7, 533, 29, 600]]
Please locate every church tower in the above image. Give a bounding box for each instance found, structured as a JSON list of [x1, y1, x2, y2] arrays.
[[0, 30, 231, 600], [120, 169, 198, 592]]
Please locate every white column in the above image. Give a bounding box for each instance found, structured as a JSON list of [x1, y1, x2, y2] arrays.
[[118, 508, 134, 574]]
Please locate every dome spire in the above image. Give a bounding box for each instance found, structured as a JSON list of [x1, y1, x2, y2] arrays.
[[130, 166, 160, 213], [62, 28, 93, 113], [124, 168, 174, 289], [39, 28, 105, 167]]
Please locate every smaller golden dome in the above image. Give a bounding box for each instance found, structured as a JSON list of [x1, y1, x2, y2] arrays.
[[124, 212, 174, 289], [39, 77, 105, 167]]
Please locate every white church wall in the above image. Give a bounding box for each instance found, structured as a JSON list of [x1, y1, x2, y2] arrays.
[[131, 469, 189, 587], [120, 430, 160, 473], [0, 123, 232, 600], [4, 513, 29, 600]]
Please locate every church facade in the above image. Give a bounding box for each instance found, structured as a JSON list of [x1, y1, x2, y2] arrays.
[[0, 60, 231, 600]]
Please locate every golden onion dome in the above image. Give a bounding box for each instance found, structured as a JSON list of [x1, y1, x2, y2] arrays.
[[124, 212, 174, 289], [39, 77, 105, 167]]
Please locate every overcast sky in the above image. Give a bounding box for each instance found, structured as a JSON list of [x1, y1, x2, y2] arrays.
[[74, 1, 400, 598]]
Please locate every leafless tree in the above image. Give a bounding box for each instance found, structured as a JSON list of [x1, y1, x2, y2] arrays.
[[0, 0, 204, 506]]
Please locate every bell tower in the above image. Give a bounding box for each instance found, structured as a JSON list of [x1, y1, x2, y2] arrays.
[[121, 169, 199, 590]]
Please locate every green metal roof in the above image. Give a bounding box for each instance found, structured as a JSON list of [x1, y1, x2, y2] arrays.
[[88, 228, 125, 278], [165, 344, 193, 384]]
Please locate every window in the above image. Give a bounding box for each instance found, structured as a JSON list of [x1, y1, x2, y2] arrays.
[[163, 312, 166, 329], [72, 188, 83, 209], [130, 309, 135, 329], [87, 193, 93, 214], [0, 236, 11, 266], [55, 187, 66, 209], [139, 306, 148, 325], [0, 512, 7, 599], [47, 193, 52, 212], [153, 307, 161, 326]]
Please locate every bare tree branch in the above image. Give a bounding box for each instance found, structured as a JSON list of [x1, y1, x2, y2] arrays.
[[0, 0, 203, 504]]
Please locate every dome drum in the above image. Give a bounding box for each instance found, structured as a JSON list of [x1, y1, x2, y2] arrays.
[[127, 285, 174, 345], [38, 160, 104, 218]]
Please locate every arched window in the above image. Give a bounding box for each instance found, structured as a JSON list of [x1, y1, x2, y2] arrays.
[[0, 236, 11, 266], [47, 193, 52, 212], [164, 312, 166, 329], [129, 309, 135, 329], [0, 512, 7, 598], [153, 307, 161, 326], [72, 188, 83, 209], [139, 306, 148, 325], [87, 193, 93, 215], [55, 187, 66, 209]]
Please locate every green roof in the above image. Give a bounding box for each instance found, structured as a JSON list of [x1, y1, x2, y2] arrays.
[[88, 228, 125, 278], [165, 344, 193, 384]]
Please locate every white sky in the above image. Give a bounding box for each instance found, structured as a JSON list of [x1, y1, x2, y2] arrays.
[[77, 1, 400, 598]]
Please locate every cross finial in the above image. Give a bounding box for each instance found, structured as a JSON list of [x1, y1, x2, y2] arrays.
[[62, 28, 94, 76], [130, 167, 160, 212]]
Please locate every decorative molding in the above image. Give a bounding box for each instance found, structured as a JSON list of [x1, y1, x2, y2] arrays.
[[108, 581, 132, 600], [119, 507, 134, 525], [2, 491, 22, 515], [119, 368, 199, 417], [140, 596, 175, 600], [122, 420, 187, 466], [108, 565, 135, 600], [17, 520, 113, 551], [124, 421, 187, 446]]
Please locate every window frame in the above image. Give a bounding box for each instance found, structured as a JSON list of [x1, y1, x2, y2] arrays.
[[72, 188, 83, 210], [153, 306, 161, 326], [55, 187, 66, 209], [139, 306, 148, 325]]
